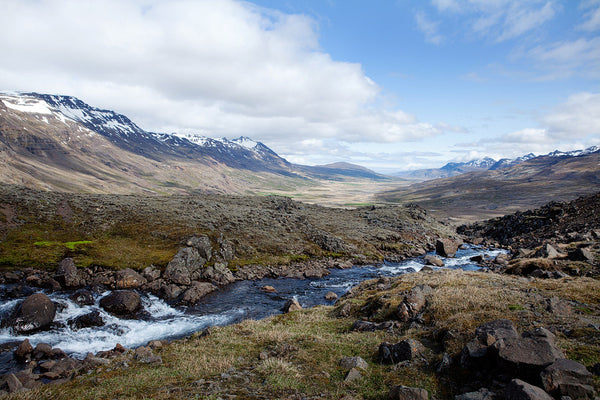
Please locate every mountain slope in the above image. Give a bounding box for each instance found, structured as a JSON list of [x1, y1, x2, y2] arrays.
[[377, 150, 600, 222], [0, 92, 395, 196]]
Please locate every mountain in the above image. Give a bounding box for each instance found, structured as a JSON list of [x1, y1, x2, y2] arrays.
[[394, 148, 598, 182], [378, 148, 600, 223], [0, 92, 391, 195], [300, 162, 390, 181]]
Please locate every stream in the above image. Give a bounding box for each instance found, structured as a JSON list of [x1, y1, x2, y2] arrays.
[[0, 245, 506, 365]]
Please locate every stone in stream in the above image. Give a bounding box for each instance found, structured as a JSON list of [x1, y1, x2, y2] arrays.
[[3, 293, 56, 334], [435, 238, 461, 258], [99, 290, 141, 317], [282, 299, 302, 313]]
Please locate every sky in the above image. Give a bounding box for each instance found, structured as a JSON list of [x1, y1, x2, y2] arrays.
[[0, 0, 599, 173]]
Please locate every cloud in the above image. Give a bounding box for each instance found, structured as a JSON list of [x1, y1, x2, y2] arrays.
[[526, 37, 600, 79], [0, 0, 441, 154], [542, 92, 600, 137], [579, 0, 600, 31], [415, 11, 444, 44], [429, 0, 558, 42]]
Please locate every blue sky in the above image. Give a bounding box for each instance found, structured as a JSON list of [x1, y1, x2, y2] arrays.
[[1, 0, 599, 172]]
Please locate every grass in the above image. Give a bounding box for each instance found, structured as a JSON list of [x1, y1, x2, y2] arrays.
[[7, 269, 599, 399]]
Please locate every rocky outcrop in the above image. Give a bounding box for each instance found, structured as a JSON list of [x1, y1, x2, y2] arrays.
[[54, 258, 85, 288], [397, 284, 432, 323], [99, 290, 141, 318], [2, 293, 56, 334], [379, 339, 424, 364], [540, 358, 595, 399], [163, 247, 205, 286]]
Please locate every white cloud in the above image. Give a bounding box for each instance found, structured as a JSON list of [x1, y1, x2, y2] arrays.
[[579, 0, 600, 31], [526, 37, 600, 79], [415, 11, 444, 45], [542, 92, 600, 137], [0, 0, 440, 152], [429, 0, 558, 42]]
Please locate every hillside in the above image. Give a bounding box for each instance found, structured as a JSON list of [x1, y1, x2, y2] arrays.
[[378, 150, 600, 223], [0, 93, 398, 200]]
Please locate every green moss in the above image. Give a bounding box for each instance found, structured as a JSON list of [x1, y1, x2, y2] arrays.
[[508, 304, 525, 311]]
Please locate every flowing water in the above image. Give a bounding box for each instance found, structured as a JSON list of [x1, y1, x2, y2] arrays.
[[0, 245, 506, 366]]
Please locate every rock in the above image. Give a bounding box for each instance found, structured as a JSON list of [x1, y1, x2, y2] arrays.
[[308, 227, 347, 253], [55, 258, 85, 288], [4, 293, 56, 334], [437, 352, 452, 374], [44, 278, 62, 292], [344, 368, 362, 382], [506, 379, 553, 400], [202, 262, 235, 285], [351, 320, 396, 332], [141, 265, 161, 282], [162, 284, 184, 302], [133, 346, 162, 365], [535, 244, 561, 259], [420, 266, 434, 272], [469, 255, 484, 263], [496, 328, 564, 380], [540, 358, 595, 399], [68, 310, 104, 330], [424, 255, 444, 267], [0, 373, 23, 393], [218, 237, 235, 261], [186, 236, 213, 261], [33, 343, 53, 360], [261, 285, 277, 293], [339, 356, 368, 371], [397, 284, 432, 323], [461, 319, 519, 367], [99, 290, 141, 317], [180, 282, 218, 305], [592, 362, 600, 376], [546, 297, 572, 315], [389, 385, 429, 400], [379, 339, 424, 364], [454, 388, 495, 400], [114, 268, 147, 289], [164, 247, 205, 286], [325, 291, 338, 301], [436, 238, 461, 258], [282, 299, 302, 313], [69, 289, 95, 306], [14, 339, 34, 360], [568, 247, 594, 263]]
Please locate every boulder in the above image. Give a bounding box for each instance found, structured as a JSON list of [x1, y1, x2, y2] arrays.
[[379, 339, 424, 364], [114, 268, 147, 289], [397, 284, 432, 323], [389, 385, 429, 400], [461, 319, 518, 367], [435, 238, 461, 258], [4, 293, 56, 334], [14, 339, 34, 360], [534, 244, 561, 259], [339, 356, 368, 371], [325, 291, 338, 301], [99, 290, 141, 317], [162, 284, 184, 302], [344, 368, 362, 383], [545, 296, 572, 315], [180, 282, 218, 305], [164, 247, 205, 285], [55, 258, 85, 288], [202, 262, 235, 285], [141, 265, 161, 282], [568, 247, 595, 263], [133, 346, 162, 365], [261, 285, 277, 293], [218, 237, 235, 261], [0, 373, 23, 393], [68, 311, 104, 330], [33, 343, 53, 360], [351, 320, 396, 332], [506, 379, 553, 400], [282, 299, 302, 313], [69, 289, 95, 306], [186, 236, 213, 261], [540, 358, 595, 399], [424, 255, 444, 267]]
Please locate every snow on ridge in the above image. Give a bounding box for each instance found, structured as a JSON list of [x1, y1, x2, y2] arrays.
[[232, 136, 258, 149], [1, 95, 53, 115]]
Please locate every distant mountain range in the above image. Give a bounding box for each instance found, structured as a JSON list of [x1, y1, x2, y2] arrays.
[[0, 92, 388, 194], [379, 147, 600, 222], [395, 147, 599, 181]]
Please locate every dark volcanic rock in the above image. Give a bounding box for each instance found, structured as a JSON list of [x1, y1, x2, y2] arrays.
[[68, 311, 104, 330], [180, 282, 218, 305], [379, 339, 424, 364], [14, 339, 33, 360], [3, 293, 56, 334], [435, 238, 461, 258], [114, 268, 147, 289], [55, 258, 85, 288], [389, 385, 429, 400], [506, 379, 553, 400], [164, 247, 205, 286], [540, 358, 595, 399], [99, 290, 141, 317]]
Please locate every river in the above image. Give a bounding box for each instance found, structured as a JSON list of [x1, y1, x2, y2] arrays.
[[0, 245, 506, 364]]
